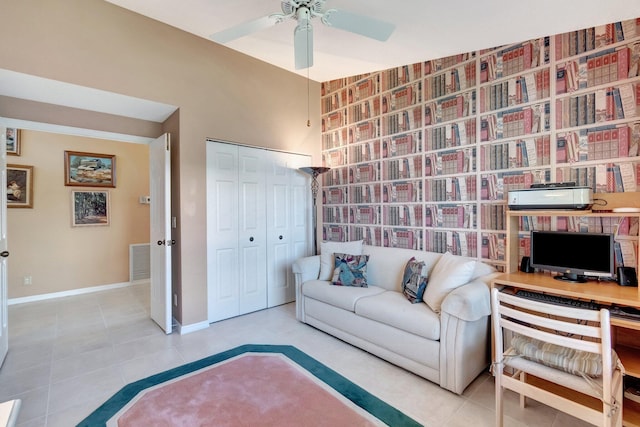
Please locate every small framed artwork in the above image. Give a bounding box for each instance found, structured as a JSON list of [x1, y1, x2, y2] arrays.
[[6, 128, 21, 156], [71, 190, 110, 227], [7, 164, 33, 208], [64, 151, 116, 188]]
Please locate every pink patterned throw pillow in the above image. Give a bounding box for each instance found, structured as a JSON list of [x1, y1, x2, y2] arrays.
[[331, 253, 369, 287]]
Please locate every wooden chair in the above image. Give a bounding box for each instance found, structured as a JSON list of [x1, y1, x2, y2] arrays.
[[490, 288, 624, 427]]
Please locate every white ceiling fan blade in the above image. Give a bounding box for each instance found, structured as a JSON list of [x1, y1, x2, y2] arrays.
[[210, 15, 280, 44], [322, 9, 395, 41], [294, 22, 314, 70]]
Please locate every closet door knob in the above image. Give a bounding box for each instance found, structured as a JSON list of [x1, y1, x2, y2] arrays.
[[249, 237, 254, 242], [279, 235, 283, 240], [0, 251, 8, 257]]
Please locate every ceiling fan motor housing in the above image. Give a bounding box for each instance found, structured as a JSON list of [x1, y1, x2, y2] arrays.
[[281, 0, 325, 16]]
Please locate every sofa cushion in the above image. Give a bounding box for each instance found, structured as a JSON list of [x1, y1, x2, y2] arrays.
[[401, 257, 428, 303], [423, 251, 476, 313], [332, 253, 369, 287], [355, 291, 441, 340], [319, 240, 364, 280], [301, 280, 386, 312]]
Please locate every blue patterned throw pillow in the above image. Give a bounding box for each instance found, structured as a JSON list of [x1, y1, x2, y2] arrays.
[[332, 253, 369, 287], [401, 257, 428, 303]]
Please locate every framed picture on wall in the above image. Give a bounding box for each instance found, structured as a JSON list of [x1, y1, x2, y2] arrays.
[[6, 128, 21, 156], [64, 151, 116, 188], [71, 190, 110, 227], [7, 164, 33, 208]]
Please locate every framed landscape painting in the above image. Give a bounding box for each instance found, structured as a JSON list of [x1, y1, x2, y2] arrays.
[[6, 128, 21, 156], [7, 164, 33, 208], [71, 190, 110, 227], [64, 151, 116, 188]]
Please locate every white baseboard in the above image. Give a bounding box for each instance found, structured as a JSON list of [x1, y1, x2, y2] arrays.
[[8, 280, 150, 306], [176, 320, 209, 335], [8, 281, 211, 336]]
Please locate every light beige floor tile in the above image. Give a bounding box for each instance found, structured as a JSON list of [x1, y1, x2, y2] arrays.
[[54, 319, 106, 339], [51, 329, 112, 361], [551, 410, 594, 427], [117, 347, 186, 383], [110, 331, 177, 364], [1, 342, 53, 374], [0, 363, 51, 400], [443, 399, 520, 427], [48, 365, 125, 414], [8, 323, 57, 348], [468, 371, 500, 410], [2, 284, 603, 426], [107, 318, 163, 346], [15, 416, 46, 427], [50, 346, 119, 383], [47, 399, 110, 427], [9, 386, 48, 426], [173, 334, 236, 363]]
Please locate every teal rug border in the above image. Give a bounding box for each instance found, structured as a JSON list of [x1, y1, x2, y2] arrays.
[[76, 344, 422, 427]]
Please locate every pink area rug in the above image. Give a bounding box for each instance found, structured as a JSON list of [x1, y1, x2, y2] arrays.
[[78, 344, 422, 427], [116, 354, 380, 426]]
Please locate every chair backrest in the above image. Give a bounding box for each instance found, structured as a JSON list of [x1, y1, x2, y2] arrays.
[[491, 288, 613, 382], [491, 288, 623, 427]]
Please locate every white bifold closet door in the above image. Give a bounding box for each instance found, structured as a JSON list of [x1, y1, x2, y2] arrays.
[[265, 151, 310, 307], [206, 141, 310, 323]]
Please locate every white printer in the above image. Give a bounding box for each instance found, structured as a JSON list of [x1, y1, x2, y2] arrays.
[[508, 184, 593, 210]]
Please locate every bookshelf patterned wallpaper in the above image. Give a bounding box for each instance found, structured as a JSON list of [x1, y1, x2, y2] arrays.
[[320, 18, 640, 270]]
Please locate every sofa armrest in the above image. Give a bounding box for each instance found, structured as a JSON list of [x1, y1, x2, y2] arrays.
[[293, 255, 320, 321], [439, 274, 501, 394], [440, 280, 491, 322], [292, 255, 321, 285]]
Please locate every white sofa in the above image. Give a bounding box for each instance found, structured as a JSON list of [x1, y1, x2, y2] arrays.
[[292, 243, 500, 394]]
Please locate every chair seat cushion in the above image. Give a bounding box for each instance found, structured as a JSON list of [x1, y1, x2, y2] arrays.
[[511, 334, 616, 378], [503, 348, 610, 400]]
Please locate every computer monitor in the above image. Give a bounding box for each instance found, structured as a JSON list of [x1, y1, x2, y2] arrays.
[[529, 231, 615, 283]]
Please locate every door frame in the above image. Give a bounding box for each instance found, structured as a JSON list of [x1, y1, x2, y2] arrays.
[[0, 126, 8, 366], [0, 117, 171, 328]]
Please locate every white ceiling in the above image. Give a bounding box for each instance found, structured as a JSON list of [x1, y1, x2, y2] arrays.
[[0, 69, 177, 143], [105, 0, 640, 82], [3, 0, 640, 140], [0, 69, 176, 123]]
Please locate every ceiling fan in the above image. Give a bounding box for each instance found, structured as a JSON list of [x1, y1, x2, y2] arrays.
[[210, 0, 395, 70]]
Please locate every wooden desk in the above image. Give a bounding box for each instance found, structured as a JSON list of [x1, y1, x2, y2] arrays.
[[492, 272, 640, 427]]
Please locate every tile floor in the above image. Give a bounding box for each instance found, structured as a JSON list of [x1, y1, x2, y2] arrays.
[[1, 283, 591, 426]]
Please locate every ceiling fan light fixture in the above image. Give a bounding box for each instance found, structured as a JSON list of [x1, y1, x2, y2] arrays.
[[296, 6, 311, 22]]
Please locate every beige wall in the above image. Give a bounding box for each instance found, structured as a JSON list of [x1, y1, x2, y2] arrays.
[[8, 130, 150, 298], [0, 0, 321, 326]]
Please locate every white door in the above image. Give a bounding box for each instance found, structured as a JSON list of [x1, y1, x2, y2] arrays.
[[150, 133, 172, 333], [238, 146, 267, 314], [207, 142, 268, 322], [289, 153, 312, 283], [265, 151, 291, 307], [266, 152, 311, 307], [207, 142, 241, 322], [0, 127, 8, 364]]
